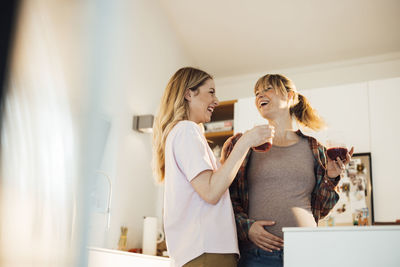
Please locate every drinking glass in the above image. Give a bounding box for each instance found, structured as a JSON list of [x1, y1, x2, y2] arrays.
[[252, 141, 272, 152], [326, 140, 348, 161], [252, 121, 272, 152]]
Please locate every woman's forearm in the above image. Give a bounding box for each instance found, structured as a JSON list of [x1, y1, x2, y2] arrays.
[[191, 138, 250, 204], [191, 125, 272, 204]]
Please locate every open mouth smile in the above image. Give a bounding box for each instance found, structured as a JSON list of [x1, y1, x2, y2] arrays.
[[258, 99, 269, 108]]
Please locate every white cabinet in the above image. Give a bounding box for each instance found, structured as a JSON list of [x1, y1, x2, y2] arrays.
[[88, 247, 172, 267], [300, 82, 370, 153], [368, 77, 400, 221], [283, 226, 400, 267], [234, 97, 267, 134]]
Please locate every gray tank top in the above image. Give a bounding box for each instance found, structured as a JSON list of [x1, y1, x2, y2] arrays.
[[248, 137, 317, 239]]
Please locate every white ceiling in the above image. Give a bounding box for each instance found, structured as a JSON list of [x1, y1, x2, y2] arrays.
[[159, 0, 400, 77]]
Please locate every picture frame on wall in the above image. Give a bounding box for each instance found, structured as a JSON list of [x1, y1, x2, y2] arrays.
[[319, 152, 374, 226]]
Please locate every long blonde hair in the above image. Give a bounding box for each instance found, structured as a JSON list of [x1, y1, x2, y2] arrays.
[[254, 74, 325, 131], [152, 67, 213, 183]]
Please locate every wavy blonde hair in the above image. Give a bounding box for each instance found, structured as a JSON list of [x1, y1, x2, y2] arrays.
[[152, 67, 213, 183], [254, 74, 325, 131]]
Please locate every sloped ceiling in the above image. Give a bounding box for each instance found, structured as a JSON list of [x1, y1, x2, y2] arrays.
[[159, 0, 400, 77]]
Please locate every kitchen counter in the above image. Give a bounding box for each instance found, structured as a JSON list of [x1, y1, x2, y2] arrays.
[[282, 226, 400, 267], [88, 247, 172, 267]]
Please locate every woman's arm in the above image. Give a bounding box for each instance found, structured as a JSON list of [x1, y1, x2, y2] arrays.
[[312, 145, 354, 220], [191, 125, 274, 205], [222, 134, 254, 242]]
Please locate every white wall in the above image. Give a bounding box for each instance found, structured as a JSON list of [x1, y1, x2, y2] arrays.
[[85, 0, 194, 250], [215, 53, 400, 101]]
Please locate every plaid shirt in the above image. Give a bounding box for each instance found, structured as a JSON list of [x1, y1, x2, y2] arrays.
[[221, 130, 340, 243]]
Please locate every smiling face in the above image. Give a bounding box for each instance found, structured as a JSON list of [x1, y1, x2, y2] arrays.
[[254, 84, 291, 120], [186, 78, 219, 124]]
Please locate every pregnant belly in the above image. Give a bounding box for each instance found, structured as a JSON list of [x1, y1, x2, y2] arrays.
[[260, 207, 316, 238]]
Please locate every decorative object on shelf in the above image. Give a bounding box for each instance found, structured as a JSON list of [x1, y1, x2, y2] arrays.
[[118, 226, 128, 251], [204, 120, 233, 133], [212, 145, 221, 158], [319, 153, 374, 226], [128, 248, 142, 253], [133, 114, 154, 133], [326, 216, 335, 226], [156, 240, 168, 257]]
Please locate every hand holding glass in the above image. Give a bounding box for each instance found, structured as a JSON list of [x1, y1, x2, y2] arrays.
[[326, 140, 348, 161]]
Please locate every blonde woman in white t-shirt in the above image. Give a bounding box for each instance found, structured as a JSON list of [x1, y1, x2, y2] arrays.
[[152, 67, 274, 267]]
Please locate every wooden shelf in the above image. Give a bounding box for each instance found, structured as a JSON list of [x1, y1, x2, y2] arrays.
[[218, 100, 237, 106], [211, 100, 237, 122], [206, 100, 236, 149], [205, 130, 234, 138], [373, 221, 400, 225]]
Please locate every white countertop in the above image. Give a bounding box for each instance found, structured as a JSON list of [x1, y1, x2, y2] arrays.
[[283, 225, 400, 232], [88, 247, 171, 262]]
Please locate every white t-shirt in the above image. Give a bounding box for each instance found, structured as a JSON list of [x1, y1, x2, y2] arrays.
[[164, 120, 239, 267]]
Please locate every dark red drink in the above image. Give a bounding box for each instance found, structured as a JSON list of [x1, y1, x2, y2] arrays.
[[252, 142, 272, 152], [327, 147, 348, 161]]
